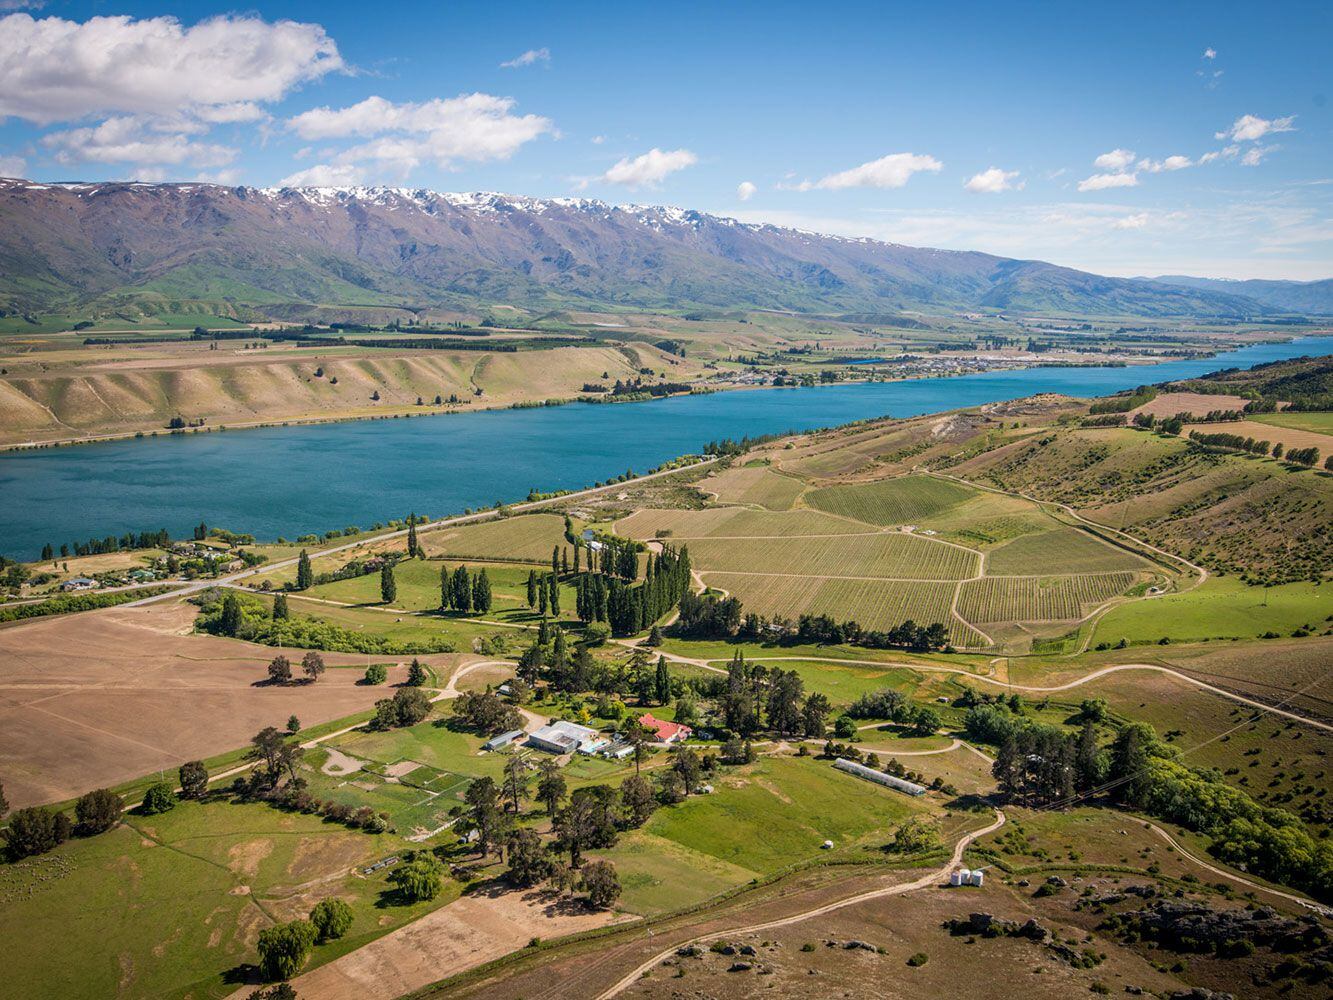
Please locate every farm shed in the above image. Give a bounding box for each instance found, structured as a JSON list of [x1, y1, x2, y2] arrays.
[[483, 729, 525, 751], [527, 720, 601, 754], [833, 757, 927, 796]]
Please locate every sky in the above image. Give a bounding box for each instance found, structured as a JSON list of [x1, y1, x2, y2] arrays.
[[0, 0, 1330, 280]]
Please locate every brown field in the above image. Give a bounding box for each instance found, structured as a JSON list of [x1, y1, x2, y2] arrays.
[[700, 465, 806, 510], [1186, 418, 1333, 455], [1130, 391, 1251, 420], [0, 602, 450, 808]]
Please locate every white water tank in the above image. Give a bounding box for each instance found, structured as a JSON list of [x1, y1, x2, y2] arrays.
[[950, 869, 967, 886], [970, 869, 985, 887]]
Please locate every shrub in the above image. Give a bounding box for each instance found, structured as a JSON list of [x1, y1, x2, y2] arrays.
[[75, 788, 124, 835], [390, 854, 445, 902], [906, 952, 929, 967], [364, 663, 388, 685], [3, 806, 71, 859], [141, 781, 177, 815]]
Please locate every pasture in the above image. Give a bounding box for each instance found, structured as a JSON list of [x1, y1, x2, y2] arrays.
[[1250, 410, 1333, 434], [423, 513, 570, 563], [805, 474, 977, 526]]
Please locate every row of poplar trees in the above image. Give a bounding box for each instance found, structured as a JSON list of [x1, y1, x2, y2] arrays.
[[574, 545, 692, 637]]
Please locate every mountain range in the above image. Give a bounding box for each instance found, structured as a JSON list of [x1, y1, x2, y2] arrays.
[[0, 177, 1322, 323]]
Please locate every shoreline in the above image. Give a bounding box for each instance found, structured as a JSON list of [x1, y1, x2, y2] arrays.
[[0, 339, 1292, 455]]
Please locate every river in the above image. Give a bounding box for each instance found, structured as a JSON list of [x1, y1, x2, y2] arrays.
[[2, 335, 1330, 559]]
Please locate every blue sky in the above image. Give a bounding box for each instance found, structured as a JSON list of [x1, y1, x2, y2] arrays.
[[1, 0, 1329, 279]]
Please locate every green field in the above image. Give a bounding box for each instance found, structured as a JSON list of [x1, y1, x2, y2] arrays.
[[957, 572, 1137, 623], [1250, 411, 1333, 434], [424, 513, 570, 563], [805, 475, 977, 526], [702, 465, 806, 510], [985, 526, 1151, 575], [1090, 576, 1332, 645], [687, 532, 979, 580]]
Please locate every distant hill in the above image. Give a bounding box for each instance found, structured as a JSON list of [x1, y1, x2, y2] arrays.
[[1150, 274, 1333, 315], [0, 178, 1278, 322]]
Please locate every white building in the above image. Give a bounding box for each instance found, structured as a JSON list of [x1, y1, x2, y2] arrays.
[[527, 720, 601, 755]]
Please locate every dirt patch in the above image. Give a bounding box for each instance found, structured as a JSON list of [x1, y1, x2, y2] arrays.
[[321, 748, 364, 777], [263, 887, 629, 1000], [1132, 391, 1251, 420], [0, 601, 455, 808], [227, 839, 273, 880], [383, 760, 422, 780]]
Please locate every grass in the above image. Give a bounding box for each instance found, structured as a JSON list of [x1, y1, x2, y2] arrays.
[[805, 475, 977, 526], [1090, 576, 1332, 646], [1250, 411, 1333, 434], [0, 798, 454, 1000], [702, 465, 806, 510], [423, 514, 570, 563], [595, 829, 757, 914]]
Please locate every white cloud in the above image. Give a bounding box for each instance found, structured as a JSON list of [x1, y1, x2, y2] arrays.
[[278, 162, 366, 187], [0, 153, 25, 175], [286, 94, 553, 181], [737, 180, 757, 201], [1138, 155, 1192, 173], [1215, 114, 1295, 142], [1077, 171, 1138, 192], [799, 152, 943, 191], [1112, 212, 1151, 230], [1093, 148, 1136, 171], [499, 47, 549, 69], [0, 13, 342, 125], [590, 135, 606, 145], [1240, 146, 1273, 167], [597, 147, 697, 187], [1203, 47, 1217, 59], [964, 167, 1021, 193], [42, 115, 237, 167]]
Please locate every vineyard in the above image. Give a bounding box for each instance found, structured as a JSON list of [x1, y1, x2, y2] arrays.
[[984, 526, 1151, 575], [687, 531, 980, 580], [806, 474, 978, 526], [703, 573, 982, 645], [616, 507, 873, 540], [426, 512, 568, 562], [702, 465, 806, 510], [956, 572, 1138, 623]]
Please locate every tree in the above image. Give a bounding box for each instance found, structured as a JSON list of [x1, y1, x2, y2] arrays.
[[268, 655, 293, 684], [451, 565, 472, 613], [503, 754, 530, 813], [256, 919, 317, 980], [653, 656, 671, 706], [554, 786, 616, 867], [0, 779, 7, 819], [301, 651, 325, 683], [505, 827, 551, 887], [406, 513, 419, 558], [75, 788, 123, 835], [439, 564, 450, 610], [834, 715, 858, 739], [364, 663, 388, 685], [581, 860, 621, 909], [526, 569, 539, 609], [766, 669, 804, 736], [620, 774, 656, 828], [465, 777, 505, 856], [406, 658, 427, 686], [802, 693, 831, 737], [1074, 720, 1104, 792], [179, 761, 208, 800], [3, 806, 71, 859], [272, 593, 289, 620], [670, 747, 702, 794], [310, 898, 353, 942], [373, 688, 432, 729], [389, 853, 445, 901], [907, 705, 941, 737], [536, 760, 567, 816], [1109, 722, 1154, 805], [547, 574, 560, 617], [286, 714, 301, 735], [220, 592, 243, 636], [248, 726, 288, 779], [246, 985, 298, 1000], [885, 817, 940, 855], [141, 781, 176, 815], [380, 564, 397, 604], [295, 550, 313, 590], [645, 624, 663, 647], [473, 569, 493, 613], [622, 719, 654, 775]]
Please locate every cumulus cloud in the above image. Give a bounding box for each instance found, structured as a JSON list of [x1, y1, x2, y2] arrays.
[[1215, 114, 1295, 143], [0, 153, 25, 176], [278, 162, 366, 187], [964, 167, 1021, 193], [737, 180, 757, 201], [798, 152, 942, 191], [1112, 212, 1151, 230], [1138, 155, 1192, 173], [1093, 148, 1136, 172], [597, 147, 697, 187], [1203, 47, 1217, 59], [286, 93, 553, 181], [499, 47, 549, 69], [1077, 171, 1138, 192], [42, 115, 236, 167], [0, 13, 342, 124]]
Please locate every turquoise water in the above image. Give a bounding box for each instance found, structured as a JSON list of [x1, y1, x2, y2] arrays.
[[2, 335, 1330, 558]]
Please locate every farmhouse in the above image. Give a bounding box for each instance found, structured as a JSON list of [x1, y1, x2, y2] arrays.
[[60, 577, 98, 592], [639, 713, 692, 744], [527, 720, 601, 755]]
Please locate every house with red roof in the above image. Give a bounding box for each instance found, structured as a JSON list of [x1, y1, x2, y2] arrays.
[[638, 713, 692, 744]]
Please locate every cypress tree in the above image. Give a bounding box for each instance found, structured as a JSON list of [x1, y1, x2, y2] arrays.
[[296, 549, 313, 590], [654, 656, 671, 705], [547, 574, 560, 617], [561, 548, 569, 574], [440, 564, 451, 610], [552, 546, 561, 578], [526, 569, 538, 609], [573, 543, 581, 574], [272, 593, 289, 620], [380, 563, 397, 604], [474, 569, 492, 613], [220, 592, 243, 636], [407, 513, 419, 557], [538, 578, 548, 616], [451, 565, 472, 613]]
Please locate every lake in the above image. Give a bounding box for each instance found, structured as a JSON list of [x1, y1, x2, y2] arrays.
[[2, 335, 1330, 559]]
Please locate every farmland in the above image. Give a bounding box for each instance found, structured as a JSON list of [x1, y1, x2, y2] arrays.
[[957, 572, 1139, 623], [805, 474, 978, 526], [699, 464, 806, 510], [424, 513, 570, 563], [687, 532, 979, 580], [984, 527, 1153, 575]]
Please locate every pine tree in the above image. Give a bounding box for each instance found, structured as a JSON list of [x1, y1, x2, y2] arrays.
[[380, 563, 397, 604], [473, 569, 492, 613], [1074, 720, 1103, 793], [654, 655, 671, 705], [296, 550, 313, 590]]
